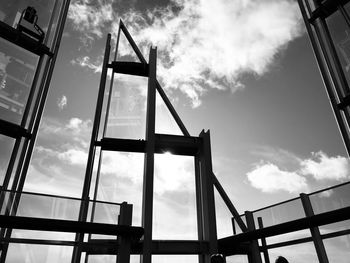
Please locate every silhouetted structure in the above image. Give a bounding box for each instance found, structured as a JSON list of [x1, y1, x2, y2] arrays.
[[0, 0, 350, 263]]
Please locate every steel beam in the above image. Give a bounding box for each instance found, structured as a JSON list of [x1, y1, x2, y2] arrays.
[[300, 193, 329, 263], [141, 47, 157, 263]]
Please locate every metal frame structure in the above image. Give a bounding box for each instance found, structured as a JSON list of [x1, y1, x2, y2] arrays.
[[0, 0, 71, 261], [0, 1, 349, 263], [71, 20, 248, 263], [298, 0, 350, 156]]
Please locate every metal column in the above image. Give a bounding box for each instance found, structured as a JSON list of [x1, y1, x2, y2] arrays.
[[245, 211, 262, 263], [141, 47, 157, 263], [300, 193, 329, 263]]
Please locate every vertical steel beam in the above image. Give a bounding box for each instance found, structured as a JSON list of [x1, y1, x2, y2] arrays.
[[300, 193, 329, 263], [141, 47, 157, 263], [195, 156, 205, 263], [245, 211, 262, 263], [117, 202, 133, 263], [257, 217, 270, 263], [198, 130, 218, 262]]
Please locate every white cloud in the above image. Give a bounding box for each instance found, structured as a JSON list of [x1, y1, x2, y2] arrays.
[[58, 148, 88, 166], [247, 162, 308, 193], [300, 151, 350, 181], [68, 0, 304, 107], [57, 95, 67, 111]]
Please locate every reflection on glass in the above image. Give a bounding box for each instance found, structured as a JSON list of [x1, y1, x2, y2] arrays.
[[89, 201, 120, 225], [0, 0, 56, 33], [0, 39, 38, 124], [6, 243, 73, 263], [252, 199, 304, 228], [326, 9, 350, 90], [0, 135, 15, 185], [318, 220, 350, 235], [98, 152, 144, 226], [153, 153, 197, 240], [87, 255, 116, 263], [105, 75, 147, 140]]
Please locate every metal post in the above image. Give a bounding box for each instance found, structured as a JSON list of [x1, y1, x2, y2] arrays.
[[195, 156, 205, 263], [300, 193, 329, 263], [257, 217, 270, 263], [141, 47, 157, 263], [198, 130, 218, 262], [117, 202, 133, 263], [245, 211, 262, 263]]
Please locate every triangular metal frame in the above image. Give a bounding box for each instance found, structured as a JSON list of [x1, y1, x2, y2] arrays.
[[72, 20, 247, 263]]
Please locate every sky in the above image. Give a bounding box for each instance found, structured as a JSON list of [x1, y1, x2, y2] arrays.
[[1, 0, 350, 262]]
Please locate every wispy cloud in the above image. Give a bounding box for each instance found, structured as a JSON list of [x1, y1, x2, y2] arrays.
[[57, 95, 67, 111], [67, 0, 304, 107]]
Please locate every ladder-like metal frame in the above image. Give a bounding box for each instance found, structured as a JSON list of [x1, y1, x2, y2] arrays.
[[72, 20, 247, 263]]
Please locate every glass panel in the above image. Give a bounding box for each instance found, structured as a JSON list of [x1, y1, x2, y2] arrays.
[[323, 235, 350, 262], [98, 151, 144, 227], [252, 198, 304, 227], [155, 91, 183, 135], [318, 220, 350, 235], [326, 9, 350, 91], [11, 229, 74, 241], [0, 135, 15, 185], [214, 189, 235, 238], [0, 0, 58, 38], [153, 153, 197, 240], [265, 230, 311, 244], [6, 243, 73, 263], [105, 75, 147, 140], [3, 191, 81, 220], [233, 215, 246, 235], [226, 255, 248, 263], [309, 183, 350, 214], [152, 255, 198, 263], [87, 255, 116, 263], [0, 38, 38, 124], [89, 200, 120, 225], [267, 242, 318, 263]]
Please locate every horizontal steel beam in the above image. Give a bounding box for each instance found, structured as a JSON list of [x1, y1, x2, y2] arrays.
[[98, 134, 200, 156], [0, 119, 31, 139], [218, 206, 350, 255], [0, 21, 52, 57], [0, 215, 144, 238], [109, 61, 149, 77]]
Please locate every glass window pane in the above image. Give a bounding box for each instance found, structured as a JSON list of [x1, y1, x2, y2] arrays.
[[153, 153, 197, 240], [152, 255, 198, 263], [0, 39, 38, 124], [0, 135, 15, 185], [267, 242, 318, 263], [105, 75, 147, 140], [6, 243, 73, 263], [323, 236, 350, 262]]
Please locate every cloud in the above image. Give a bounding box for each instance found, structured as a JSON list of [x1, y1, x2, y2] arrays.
[[247, 162, 308, 193], [300, 151, 350, 181], [247, 147, 350, 194], [67, 0, 304, 107], [57, 95, 67, 111]]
